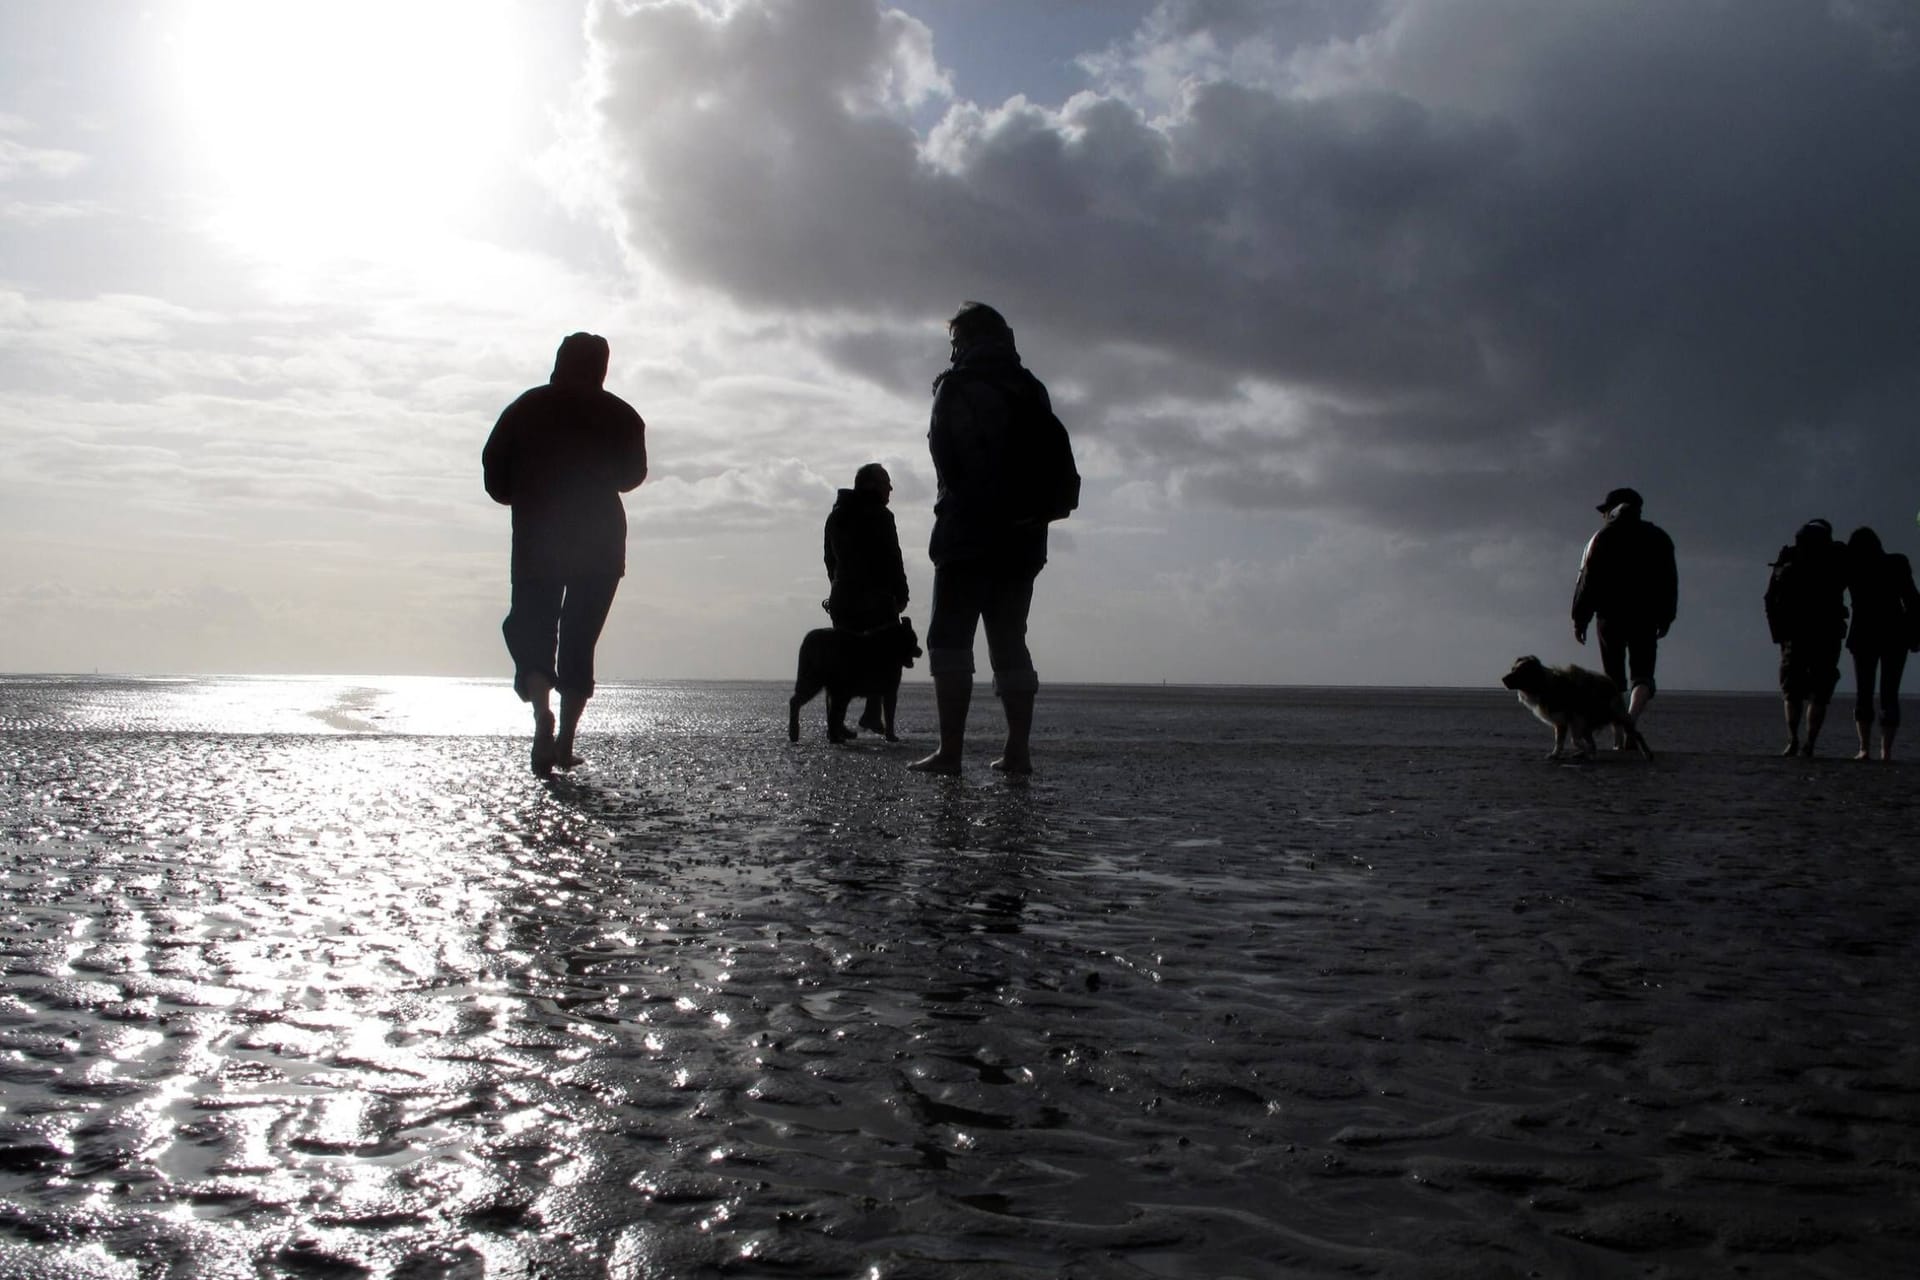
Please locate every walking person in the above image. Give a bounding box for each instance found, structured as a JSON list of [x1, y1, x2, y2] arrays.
[[1843, 526, 1920, 761], [1764, 518, 1849, 756], [909, 302, 1078, 776], [1572, 487, 1678, 745], [483, 332, 648, 776], [824, 462, 910, 734]]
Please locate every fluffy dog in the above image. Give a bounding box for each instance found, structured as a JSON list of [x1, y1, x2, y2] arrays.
[[1501, 655, 1654, 760], [789, 617, 922, 743]]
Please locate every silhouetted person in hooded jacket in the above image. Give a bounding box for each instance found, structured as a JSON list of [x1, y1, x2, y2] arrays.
[[825, 462, 909, 734], [483, 332, 647, 776], [825, 463, 908, 633], [1572, 487, 1677, 744]]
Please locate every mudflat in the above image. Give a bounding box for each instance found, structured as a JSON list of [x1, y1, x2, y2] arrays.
[[2, 677, 1916, 1278]]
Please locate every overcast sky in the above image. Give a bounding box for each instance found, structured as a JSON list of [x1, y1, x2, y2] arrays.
[[3, 0, 1916, 690]]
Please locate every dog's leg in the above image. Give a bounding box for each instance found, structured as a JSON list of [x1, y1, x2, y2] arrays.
[[1549, 723, 1568, 760]]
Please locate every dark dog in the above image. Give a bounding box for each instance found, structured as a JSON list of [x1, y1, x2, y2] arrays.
[[789, 617, 922, 743], [1501, 655, 1654, 760]]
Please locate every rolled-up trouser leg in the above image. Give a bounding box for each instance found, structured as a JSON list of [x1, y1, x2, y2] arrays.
[[554, 575, 621, 704], [503, 578, 565, 702], [927, 562, 982, 683], [982, 568, 1039, 696]]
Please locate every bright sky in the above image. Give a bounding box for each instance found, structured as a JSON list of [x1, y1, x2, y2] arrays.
[[2, 0, 1917, 689]]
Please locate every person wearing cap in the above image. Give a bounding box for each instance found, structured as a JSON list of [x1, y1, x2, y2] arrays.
[[483, 332, 649, 777], [1764, 518, 1849, 756], [1571, 487, 1678, 743]]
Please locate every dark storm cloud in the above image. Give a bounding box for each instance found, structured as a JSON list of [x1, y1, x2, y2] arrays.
[[585, 0, 1920, 551]]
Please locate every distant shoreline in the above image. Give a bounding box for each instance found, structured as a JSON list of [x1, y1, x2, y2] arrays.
[[0, 670, 1782, 697]]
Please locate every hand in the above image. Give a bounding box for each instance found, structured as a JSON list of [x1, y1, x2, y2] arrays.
[[1655, 624, 1670, 639], [1573, 624, 1587, 645]]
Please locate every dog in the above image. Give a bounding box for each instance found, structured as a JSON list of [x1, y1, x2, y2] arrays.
[[789, 617, 922, 743], [1501, 655, 1654, 760]]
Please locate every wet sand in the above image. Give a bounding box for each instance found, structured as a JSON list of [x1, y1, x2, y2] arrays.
[[2, 677, 1918, 1278]]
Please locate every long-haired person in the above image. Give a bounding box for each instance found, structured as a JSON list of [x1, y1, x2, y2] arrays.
[[1843, 526, 1920, 761]]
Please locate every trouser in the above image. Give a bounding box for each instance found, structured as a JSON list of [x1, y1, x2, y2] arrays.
[[1853, 647, 1908, 727], [1596, 618, 1658, 695], [502, 575, 620, 703], [1778, 637, 1842, 703], [926, 557, 1041, 695]]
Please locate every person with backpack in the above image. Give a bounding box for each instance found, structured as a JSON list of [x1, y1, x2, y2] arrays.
[[1844, 526, 1920, 761], [909, 301, 1078, 776], [1764, 518, 1849, 756]]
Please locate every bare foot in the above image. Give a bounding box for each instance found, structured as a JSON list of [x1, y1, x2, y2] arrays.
[[1798, 742, 1816, 758], [1781, 741, 1800, 757], [1853, 749, 1871, 761], [531, 712, 557, 777], [908, 751, 961, 775], [989, 754, 1033, 775]]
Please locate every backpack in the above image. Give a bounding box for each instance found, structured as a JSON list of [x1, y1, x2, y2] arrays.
[[995, 378, 1080, 525], [1765, 541, 1845, 645]]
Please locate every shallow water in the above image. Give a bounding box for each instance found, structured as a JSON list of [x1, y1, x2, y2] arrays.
[[2, 676, 1917, 1278]]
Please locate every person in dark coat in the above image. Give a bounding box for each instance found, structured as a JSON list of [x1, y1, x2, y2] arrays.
[[909, 302, 1057, 776], [482, 332, 647, 776], [1572, 487, 1678, 746], [1764, 518, 1849, 756], [1843, 526, 1920, 761], [825, 462, 909, 632], [824, 462, 910, 735]]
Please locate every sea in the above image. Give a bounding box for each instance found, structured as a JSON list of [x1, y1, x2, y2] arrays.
[[1, 675, 1916, 1278]]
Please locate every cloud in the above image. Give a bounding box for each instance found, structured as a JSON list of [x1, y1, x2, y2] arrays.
[[577, 0, 1920, 559], [0, 137, 86, 182]]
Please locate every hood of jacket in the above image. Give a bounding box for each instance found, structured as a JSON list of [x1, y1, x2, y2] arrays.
[[551, 332, 610, 390], [833, 487, 889, 513]]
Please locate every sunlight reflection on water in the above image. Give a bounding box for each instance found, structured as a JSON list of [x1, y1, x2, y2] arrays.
[[1, 677, 1915, 1278]]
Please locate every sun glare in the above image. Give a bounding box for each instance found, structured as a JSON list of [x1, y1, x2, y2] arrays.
[[170, 0, 525, 262]]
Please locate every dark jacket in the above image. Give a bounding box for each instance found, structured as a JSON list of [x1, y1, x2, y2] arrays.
[[1764, 532, 1849, 646], [824, 487, 908, 631], [1572, 509, 1678, 633], [1846, 551, 1920, 655], [483, 335, 648, 581], [927, 337, 1050, 570]]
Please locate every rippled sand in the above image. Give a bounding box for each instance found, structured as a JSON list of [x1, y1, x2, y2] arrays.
[[2, 676, 1917, 1278]]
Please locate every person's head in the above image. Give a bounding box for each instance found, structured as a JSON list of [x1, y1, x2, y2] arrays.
[[1596, 486, 1644, 520], [947, 300, 1013, 358], [854, 462, 892, 503], [1795, 518, 1834, 547], [552, 332, 610, 388], [1848, 526, 1884, 559]]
